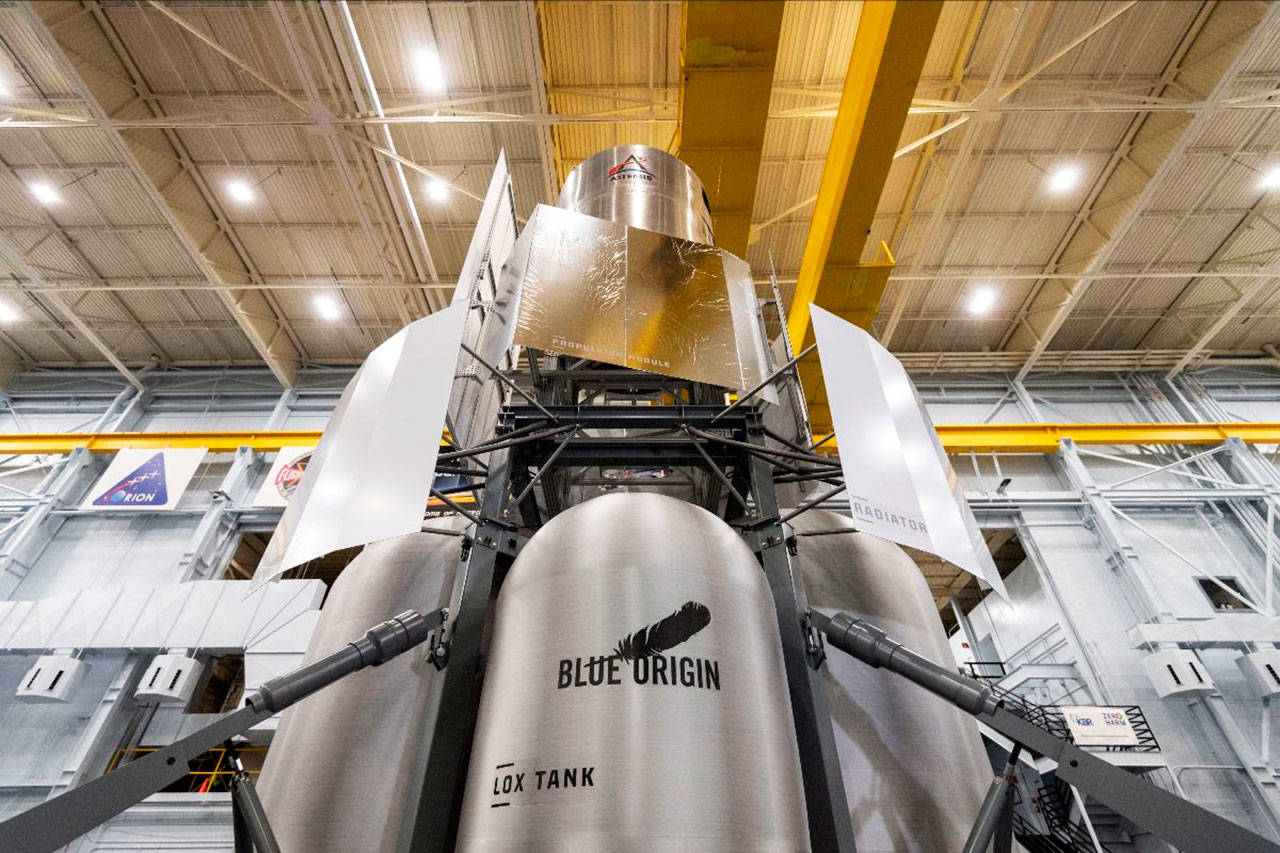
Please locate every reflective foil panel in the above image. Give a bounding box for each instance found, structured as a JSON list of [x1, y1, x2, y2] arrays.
[[511, 204, 773, 396], [624, 227, 738, 382]]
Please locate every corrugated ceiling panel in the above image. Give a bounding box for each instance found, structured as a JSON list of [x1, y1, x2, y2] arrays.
[[0, 0, 1275, 370]]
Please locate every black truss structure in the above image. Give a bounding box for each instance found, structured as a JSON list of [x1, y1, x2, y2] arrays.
[[407, 357, 855, 851]]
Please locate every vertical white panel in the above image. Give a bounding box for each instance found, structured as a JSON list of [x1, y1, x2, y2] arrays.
[[449, 152, 522, 449], [810, 304, 1006, 597], [255, 304, 468, 584]]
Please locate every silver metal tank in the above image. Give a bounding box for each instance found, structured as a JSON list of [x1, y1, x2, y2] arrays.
[[256, 521, 465, 852], [456, 492, 809, 851], [790, 509, 991, 852], [557, 144, 715, 245]]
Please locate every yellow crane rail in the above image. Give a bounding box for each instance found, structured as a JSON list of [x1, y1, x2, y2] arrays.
[[0, 431, 326, 454], [0, 423, 1275, 457], [931, 422, 1280, 454]]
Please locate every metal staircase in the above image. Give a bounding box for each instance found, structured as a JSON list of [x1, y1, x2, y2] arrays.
[[959, 671, 1150, 853]]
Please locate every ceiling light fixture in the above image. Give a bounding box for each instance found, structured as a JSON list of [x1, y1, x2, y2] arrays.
[[0, 298, 21, 324], [28, 181, 60, 205], [414, 47, 447, 93], [1258, 166, 1280, 191], [226, 178, 256, 204], [1046, 164, 1081, 194], [313, 293, 342, 322], [967, 286, 997, 315], [427, 179, 449, 203]]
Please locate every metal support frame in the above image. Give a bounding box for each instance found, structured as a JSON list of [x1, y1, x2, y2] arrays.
[[404, 397, 855, 851], [742, 410, 857, 851], [409, 444, 518, 851], [461, 343, 559, 423], [709, 342, 816, 424], [228, 743, 281, 853], [1056, 437, 1176, 622], [963, 745, 1021, 853]]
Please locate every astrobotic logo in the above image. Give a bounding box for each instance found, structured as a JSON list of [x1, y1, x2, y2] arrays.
[[607, 154, 655, 183], [92, 452, 168, 506]]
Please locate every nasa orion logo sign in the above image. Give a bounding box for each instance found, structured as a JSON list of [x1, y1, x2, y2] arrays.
[[82, 448, 207, 512], [92, 452, 168, 506], [607, 154, 655, 184]]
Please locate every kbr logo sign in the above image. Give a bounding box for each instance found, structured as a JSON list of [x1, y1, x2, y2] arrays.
[[607, 154, 655, 183], [92, 452, 168, 506]]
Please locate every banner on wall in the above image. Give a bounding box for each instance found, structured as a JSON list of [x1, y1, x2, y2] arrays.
[[1061, 706, 1140, 747], [82, 448, 207, 511], [253, 446, 315, 508]]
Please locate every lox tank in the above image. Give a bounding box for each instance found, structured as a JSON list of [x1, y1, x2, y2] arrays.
[[790, 509, 992, 852], [455, 492, 810, 851], [256, 519, 466, 851]]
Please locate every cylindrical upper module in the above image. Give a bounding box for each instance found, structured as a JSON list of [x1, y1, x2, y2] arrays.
[[256, 520, 466, 852], [557, 145, 715, 245], [791, 509, 991, 853], [456, 492, 809, 851]]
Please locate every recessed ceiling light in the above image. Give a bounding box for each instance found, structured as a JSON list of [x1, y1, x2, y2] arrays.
[[28, 181, 59, 205], [226, 178, 255, 204], [313, 293, 342, 321], [1046, 164, 1081, 195], [413, 47, 446, 93], [1258, 166, 1280, 191], [427, 179, 449, 203], [0, 298, 21, 324], [968, 286, 997, 315]]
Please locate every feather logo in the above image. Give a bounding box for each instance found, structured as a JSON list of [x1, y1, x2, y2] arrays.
[[613, 601, 711, 661]]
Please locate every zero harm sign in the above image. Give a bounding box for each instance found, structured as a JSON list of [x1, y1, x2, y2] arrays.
[[1061, 706, 1141, 747], [82, 448, 207, 512]]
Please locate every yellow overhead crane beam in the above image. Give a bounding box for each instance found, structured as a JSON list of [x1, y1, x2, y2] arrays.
[[676, 0, 785, 257], [0, 431, 328, 455], [786, 1, 942, 434], [786, 0, 941, 347], [0, 424, 1276, 458], [930, 422, 1280, 454]]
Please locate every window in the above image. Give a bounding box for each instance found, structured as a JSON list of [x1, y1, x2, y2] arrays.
[[1197, 577, 1250, 612]]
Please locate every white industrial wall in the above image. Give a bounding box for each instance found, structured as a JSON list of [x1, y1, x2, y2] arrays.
[[0, 366, 1274, 848], [929, 372, 1280, 846], [0, 369, 350, 848]]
